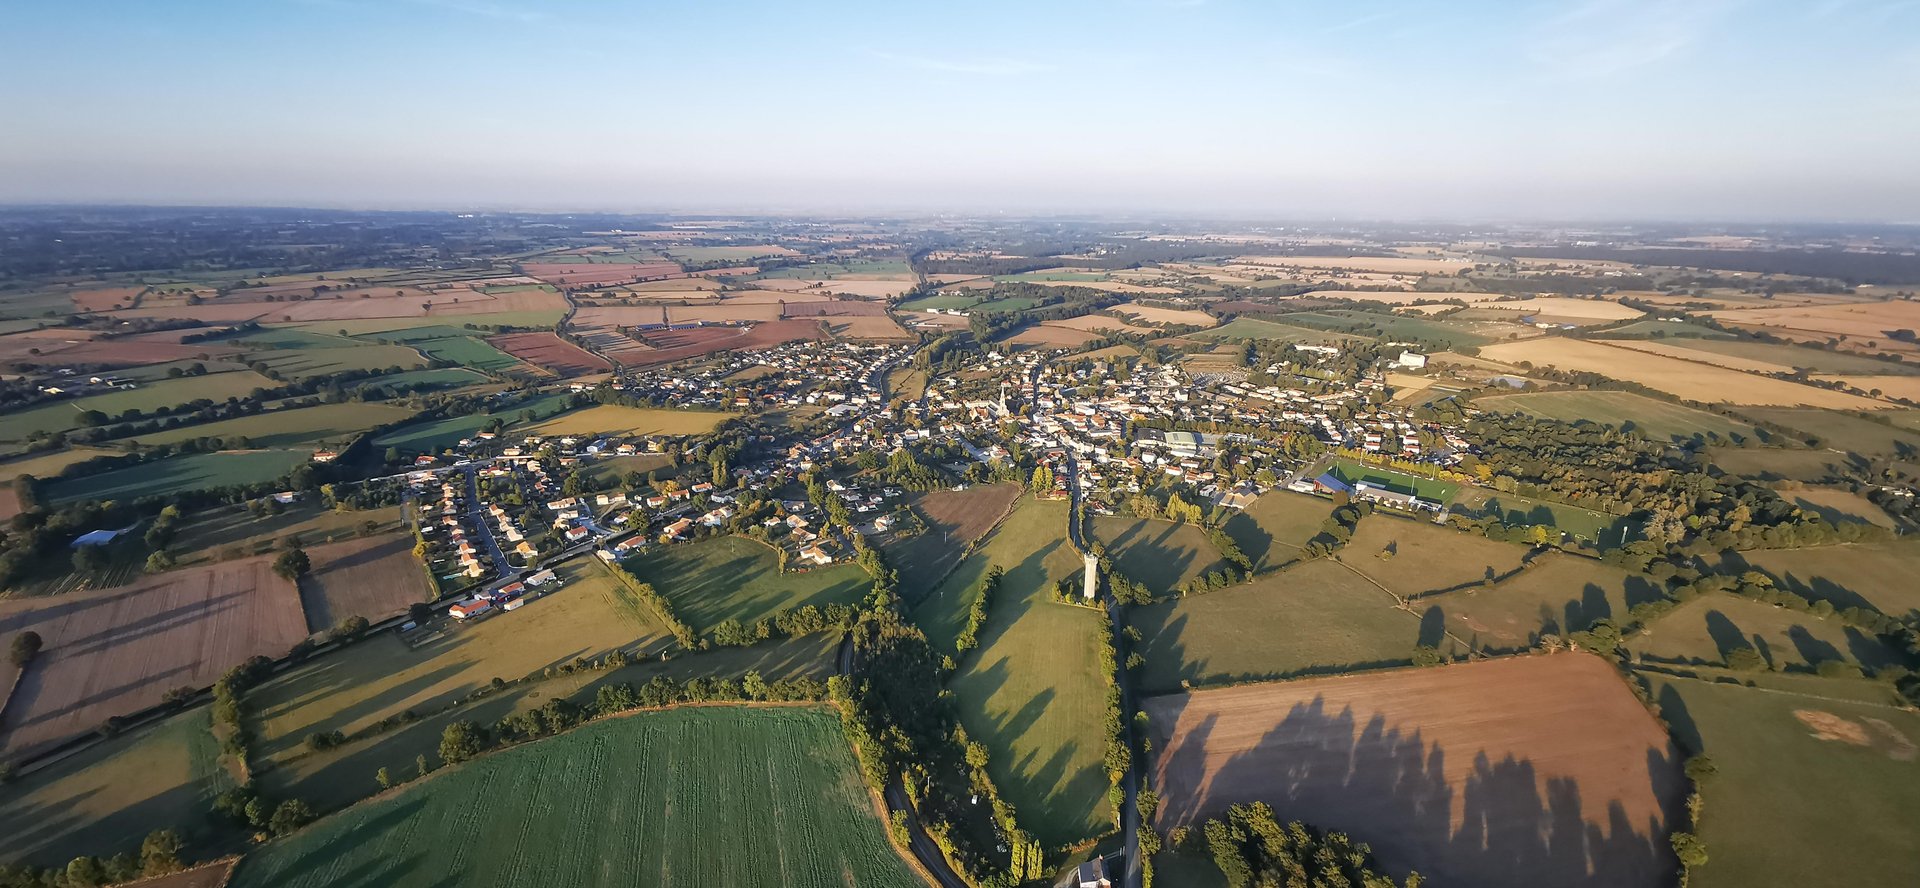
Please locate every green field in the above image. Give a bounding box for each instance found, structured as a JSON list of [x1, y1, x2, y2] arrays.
[[897, 294, 980, 312], [45, 449, 310, 503], [1127, 558, 1436, 693], [352, 325, 490, 343], [1629, 592, 1906, 673], [0, 371, 277, 441], [233, 328, 363, 350], [1324, 457, 1460, 502], [621, 535, 870, 632], [1646, 676, 1920, 888], [363, 367, 488, 391], [410, 336, 527, 372], [111, 402, 414, 449], [1193, 317, 1367, 343], [1344, 516, 1529, 596], [173, 502, 404, 564], [0, 445, 122, 480], [1219, 491, 1333, 571], [231, 707, 922, 888], [1475, 390, 1758, 443], [527, 404, 731, 437], [371, 391, 577, 453], [1738, 408, 1920, 457], [1449, 488, 1634, 545], [0, 710, 237, 867], [1705, 541, 1920, 619], [1274, 310, 1492, 348], [1707, 446, 1853, 482], [247, 343, 425, 379], [1414, 553, 1664, 652], [1093, 516, 1224, 592]]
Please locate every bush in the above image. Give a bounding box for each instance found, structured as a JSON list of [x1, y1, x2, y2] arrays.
[[9, 630, 42, 667]]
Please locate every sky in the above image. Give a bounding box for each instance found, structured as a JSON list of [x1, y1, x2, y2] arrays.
[[2, 0, 1918, 221]]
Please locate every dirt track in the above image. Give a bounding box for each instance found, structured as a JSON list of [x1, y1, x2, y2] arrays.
[[1145, 654, 1685, 888]]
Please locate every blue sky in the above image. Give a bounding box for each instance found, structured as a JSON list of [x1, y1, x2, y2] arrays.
[[3, 0, 1917, 219]]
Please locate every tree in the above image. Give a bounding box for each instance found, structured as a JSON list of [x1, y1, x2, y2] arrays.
[[1724, 645, 1769, 672], [272, 547, 311, 581], [65, 856, 106, 888], [438, 720, 487, 765], [9, 631, 42, 667], [269, 799, 315, 836], [375, 766, 393, 790], [138, 829, 184, 877], [145, 549, 175, 573], [73, 544, 110, 574], [1671, 831, 1709, 868]]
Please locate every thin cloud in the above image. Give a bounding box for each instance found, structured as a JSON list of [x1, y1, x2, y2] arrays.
[[1527, 0, 1739, 77], [870, 51, 1052, 76]]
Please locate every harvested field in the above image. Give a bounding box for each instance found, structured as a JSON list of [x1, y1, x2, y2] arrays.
[[1046, 314, 1158, 335], [1707, 299, 1920, 346], [0, 335, 239, 367], [1814, 374, 1920, 401], [69, 287, 148, 311], [0, 555, 309, 754], [1477, 339, 1886, 408], [521, 261, 680, 287], [1005, 325, 1103, 349], [1295, 289, 1508, 305], [1194, 317, 1368, 344], [776, 299, 889, 318], [1114, 304, 1217, 327], [488, 332, 611, 376], [173, 503, 404, 565], [751, 277, 914, 298], [299, 534, 432, 631], [1474, 390, 1758, 443], [1147, 655, 1686, 888], [1234, 254, 1473, 275], [1621, 337, 1920, 375], [1601, 338, 1796, 373], [527, 404, 727, 437], [1469, 296, 1645, 320], [1627, 591, 1905, 673], [883, 483, 1024, 598], [822, 315, 914, 340], [590, 319, 827, 367]]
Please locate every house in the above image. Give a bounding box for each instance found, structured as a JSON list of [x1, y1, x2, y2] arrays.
[[502, 597, 526, 612], [311, 450, 338, 463], [526, 569, 557, 587], [662, 517, 693, 539], [449, 600, 493, 620], [800, 545, 835, 566], [1055, 857, 1111, 888], [565, 526, 590, 542]]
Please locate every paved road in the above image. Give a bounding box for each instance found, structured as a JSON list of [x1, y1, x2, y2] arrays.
[[884, 781, 970, 888]]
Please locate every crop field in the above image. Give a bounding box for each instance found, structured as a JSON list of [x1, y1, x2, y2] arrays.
[[363, 367, 487, 391], [1600, 338, 1800, 373], [882, 482, 1023, 598], [1045, 314, 1158, 335], [1324, 457, 1460, 501], [245, 343, 426, 379], [527, 404, 729, 437], [1415, 554, 1663, 653], [1706, 446, 1853, 481], [1233, 254, 1472, 275], [1646, 675, 1920, 888], [173, 503, 404, 564], [1343, 518, 1529, 598], [231, 706, 920, 888], [0, 554, 309, 754], [44, 449, 310, 503], [0, 371, 278, 442], [111, 402, 414, 449], [371, 391, 576, 453], [1783, 487, 1897, 527], [298, 533, 432, 631], [1627, 592, 1904, 674], [489, 331, 611, 376], [1476, 339, 1885, 408], [1706, 541, 1920, 619], [1004, 324, 1103, 349], [1473, 390, 1757, 442], [0, 445, 120, 480], [407, 336, 526, 372], [0, 710, 236, 868], [1705, 299, 1920, 348], [754, 277, 913, 299], [1616, 337, 1920, 377], [1274, 309, 1503, 348], [620, 536, 870, 632], [1127, 559, 1434, 693], [896, 294, 981, 312], [1449, 489, 1634, 544], [1114, 304, 1216, 327], [1469, 296, 1645, 320], [1193, 317, 1367, 344], [1093, 517, 1226, 591], [1146, 655, 1686, 888], [1736, 407, 1920, 456]]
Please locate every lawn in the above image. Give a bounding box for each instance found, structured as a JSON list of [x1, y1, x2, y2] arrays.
[[1646, 675, 1920, 888], [1413, 553, 1665, 653], [620, 535, 870, 632], [410, 336, 527, 373], [1473, 390, 1758, 443], [1219, 491, 1332, 571], [109, 402, 414, 449], [44, 449, 310, 503], [1628, 592, 1907, 674], [1324, 457, 1460, 502], [527, 404, 731, 437], [1092, 517, 1225, 592], [0, 371, 277, 441], [1702, 541, 1920, 620], [246, 343, 425, 379], [920, 498, 1113, 847], [230, 707, 922, 888], [1449, 488, 1635, 546], [372, 391, 577, 453]]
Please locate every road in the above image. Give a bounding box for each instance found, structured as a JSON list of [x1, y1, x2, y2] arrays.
[[884, 782, 970, 888], [1066, 447, 1142, 888]]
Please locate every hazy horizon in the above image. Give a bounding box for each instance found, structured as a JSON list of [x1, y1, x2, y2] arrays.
[[5, 0, 1918, 222]]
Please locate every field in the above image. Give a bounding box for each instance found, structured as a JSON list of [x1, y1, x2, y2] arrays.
[[1233, 254, 1472, 275], [882, 483, 1024, 598], [245, 343, 426, 379], [620, 536, 870, 632], [1127, 559, 1432, 693], [408, 336, 526, 373], [1476, 339, 1885, 408], [44, 449, 310, 503], [1194, 317, 1368, 344], [172, 503, 404, 565], [1113, 304, 1216, 327], [526, 404, 729, 438], [0, 445, 120, 480], [1627, 592, 1905, 673], [1473, 390, 1757, 442], [1705, 299, 1920, 350], [364, 367, 487, 391], [0, 554, 310, 753], [371, 391, 576, 453], [1735, 407, 1920, 456], [1343, 517, 1529, 597], [298, 534, 432, 631], [1324, 457, 1460, 501], [1092, 517, 1225, 592], [1647, 675, 1920, 888], [0, 710, 236, 867], [110, 402, 413, 449], [1004, 324, 1103, 349], [1614, 337, 1920, 375], [1219, 491, 1333, 571], [1707, 541, 1920, 619], [1468, 296, 1645, 320], [1414, 553, 1664, 652], [1783, 486, 1897, 527], [1146, 655, 1686, 888], [229, 706, 921, 888], [1450, 488, 1634, 544], [0, 371, 278, 442], [488, 332, 611, 376], [1706, 446, 1853, 482]]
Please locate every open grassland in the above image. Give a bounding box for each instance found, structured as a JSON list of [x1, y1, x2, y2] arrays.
[[112, 402, 413, 449], [1415, 554, 1663, 653], [245, 343, 425, 379], [45, 449, 310, 504], [231, 707, 921, 888], [407, 336, 525, 373], [298, 534, 433, 631], [1450, 488, 1634, 544], [1628, 592, 1906, 673], [1706, 541, 1920, 619], [1477, 339, 1886, 408], [1272, 309, 1502, 348], [1220, 491, 1333, 571], [371, 391, 576, 453], [363, 367, 487, 391], [1647, 676, 1920, 888], [1706, 446, 1854, 481], [526, 404, 729, 438], [1127, 559, 1434, 693], [1736, 407, 1920, 456], [1344, 518, 1530, 597], [622, 536, 870, 631], [883, 483, 1023, 599], [1473, 390, 1757, 443], [1783, 486, 1897, 527], [0, 446, 120, 480], [1093, 517, 1225, 592], [0, 554, 309, 754], [1147, 655, 1685, 888], [0, 371, 277, 441], [0, 710, 236, 868]]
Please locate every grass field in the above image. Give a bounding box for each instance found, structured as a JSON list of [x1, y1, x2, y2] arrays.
[[364, 367, 488, 392], [1638, 336, 1920, 375], [620, 535, 870, 632], [1647, 675, 1920, 888], [246, 343, 425, 379], [1325, 457, 1460, 502], [111, 402, 413, 449], [526, 404, 730, 437], [1737, 407, 1920, 457], [1707, 446, 1854, 481], [0, 371, 278, 441], [1092, 517, 1224, 591], [1127, 559, 1434, 693], [1193, 317, 1368, 344], [883, 483, 1023, 601], [1705, 541, 1920, 619], [231, 707, 922, 888], [44, 449, 309, 503], [173, 503, 404, 564], [1343, 517, 1529, 597], [1414, 553, 1663, 653], [408, 336, 526, 372], [1628, 592, 1906, 673], [372, 391, 576, 453], [0, 710, 237, 868], [1783, 487, 1898, 528], [1475, 389, 1759, 443], [1273, 309, 1495, 349], [299, 533, 434, 631], [1449, 488, 1635, 545], [0, 445, 120, 480]]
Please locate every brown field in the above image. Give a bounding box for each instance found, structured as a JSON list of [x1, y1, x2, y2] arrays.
[[1005, 325, 1103, 349], [0, 336, 239, 367], [1295, 289, 1509, 305], [595, 320, 827, 367], [1812, 374, 1920, 400], [669, 303, 785, 324], [298, 534, 432, 632], [1147, 654, 1684, 888], [1047, 314, 1158, 335], [1708, 300, 1920, 348], [1234, 255, 1473, 275], [1601, 339, 1796, 373], [751, 278, 915, 299], [70, 287, 147, 311], [488, 331, 611, 376], [108, 287, 564, 324], [884, 483, 1025, 598], [1024, 280, 1183, 295], [1469, 297, 1646, 320], [521, 261, 681, 287], [0, 487, 18, 521], [778, 300, 890, 318], [1115, 304, 1217, 327], [121, 859, 238, 888], [822, 316, 914, 340], [0, 556, 309, 754], [1477, 339, 1886, 408]]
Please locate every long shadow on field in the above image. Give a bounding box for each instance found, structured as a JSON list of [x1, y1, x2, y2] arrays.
[[1702, 552, 1880, 614], [1151, 693, 1686, 888], [235, 796, 430, 886]]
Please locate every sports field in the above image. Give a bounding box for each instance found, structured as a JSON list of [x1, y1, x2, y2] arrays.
[[229, 707, 923, 888], [620, 535, 869, 632], [44, 449, 310, 503], [1473, 390, 1757, 443], [1449, 489, 1635, 545], [1147, 655, 1686, 888], [111, 402, 414, 449], [1324, 457, 1459, 501], [1092, 517, 1225, 591], [1647, 675, 1920, 888]]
